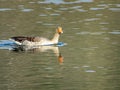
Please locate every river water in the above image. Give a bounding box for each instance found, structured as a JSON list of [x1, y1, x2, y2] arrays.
[[0, 0, 120, 90]]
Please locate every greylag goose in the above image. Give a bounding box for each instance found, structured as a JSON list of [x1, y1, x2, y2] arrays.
[[10, 27, 63, 46]]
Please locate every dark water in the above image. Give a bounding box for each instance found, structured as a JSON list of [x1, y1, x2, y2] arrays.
[[0, 0, 120, 90]]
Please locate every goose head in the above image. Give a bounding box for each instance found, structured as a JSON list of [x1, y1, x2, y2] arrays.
[[56, 26, 63, 34]]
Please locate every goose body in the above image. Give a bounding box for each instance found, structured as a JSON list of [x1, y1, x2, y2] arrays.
[[10, 27, 63, 46]]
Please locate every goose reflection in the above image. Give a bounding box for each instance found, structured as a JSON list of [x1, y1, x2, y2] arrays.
[[13, 45, 64, 64]]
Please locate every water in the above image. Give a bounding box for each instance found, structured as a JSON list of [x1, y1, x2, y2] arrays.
[[0, 0, 120, 90]]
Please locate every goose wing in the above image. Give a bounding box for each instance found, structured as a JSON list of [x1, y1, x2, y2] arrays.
[[10, 36, 41, 42]]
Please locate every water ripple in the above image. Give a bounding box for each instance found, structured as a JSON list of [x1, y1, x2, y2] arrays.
[[76, 32, 105, 35], [97, 4, 108, 7], [0, 8, 15, 11], [70, 6, 82, 9], [85, 70, 96, 73], [29, 1, 36, 4], [59, 7, 68, 11], [99, 22, 109, 25], [77, 9, 88, 12], [38, 0, 93, 5], [21, 9, 34, 12], [108, 31, 120, 35], [84, 18, 100, 21], [42, 23, 55, 26], [109, 8, 120, 12], [50, 13, 60, 16], [90, 7, 105, 11], [39, 14, 47, 16], [76, 31, 120, 35], [116, 4, 120, 7]]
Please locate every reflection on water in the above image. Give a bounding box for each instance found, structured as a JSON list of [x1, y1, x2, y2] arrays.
[[13, 45, 64, 64], [0, 0, 120, 90], [0, 41, 64, 64]]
